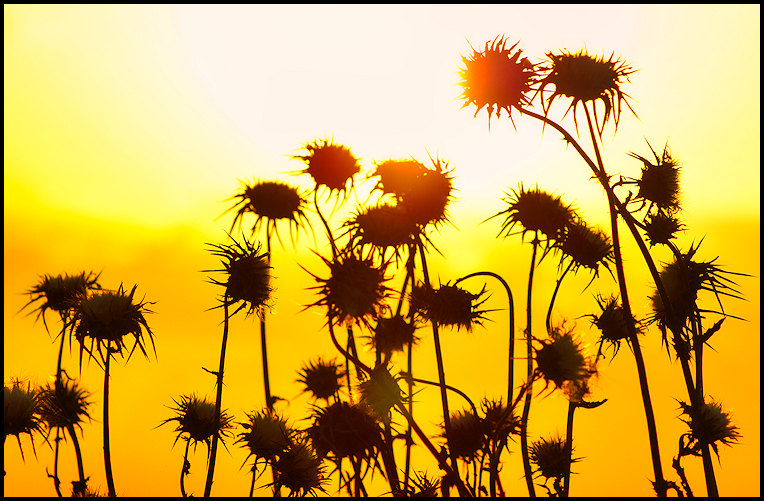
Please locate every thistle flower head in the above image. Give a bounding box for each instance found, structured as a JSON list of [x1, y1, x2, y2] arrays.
[[555, 219, 614, 280], [237, 409, 293, 463], [443, 409, 483, 461], [480, 397, 520, 445], [629, 143, 682, 213], [305, 250, 392, 329], [679, 398, 740, 457], [530, 434, 578, 480], [370, 158, 427, 198], [358, 364, 404, 422], [643, 211, 683, 247], [272, 439, 327, 497], [588, 294, 636, 359], [297, 357, 345, 402], [71, 284, 155, 366], [372, 314, 417, 359], [38, 376, 92, 432], [23, 271, 101, 330], [293, 137, 360, 198], [459, 35, 538, 129], [160, 394, 234, 452], [224, 179, 311, 246], [398, 154, 455, 228], [308, 401, 382, 461], [4, 379, 45, 461], [494, 183, 576, 244], [207, 233, 273, 320], [539, 49, 636, 135], [409, 281, 489, 332], [409, 471, 440, 497], [535, 323, 593, 392], [344, 202, 420, 260]]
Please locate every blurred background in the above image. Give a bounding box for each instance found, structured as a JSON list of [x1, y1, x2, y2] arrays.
[[4, 4, 759, 497]]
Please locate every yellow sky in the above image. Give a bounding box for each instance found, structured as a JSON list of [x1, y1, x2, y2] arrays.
[[4, 4, 760, 497]]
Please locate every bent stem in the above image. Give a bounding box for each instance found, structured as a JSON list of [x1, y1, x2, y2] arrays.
[[103, 342, 116, 497], [546, 261, 574, 335], [204, 299, 230, 497], [520, 235, 540, 498]]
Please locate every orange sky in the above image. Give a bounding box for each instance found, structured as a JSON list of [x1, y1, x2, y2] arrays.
[[4, 4, 760, 497]]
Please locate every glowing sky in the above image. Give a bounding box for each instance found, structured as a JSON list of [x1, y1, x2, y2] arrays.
[[4, 4, 760, 497]]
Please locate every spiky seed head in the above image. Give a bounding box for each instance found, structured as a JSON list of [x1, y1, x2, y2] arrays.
[[207, 233, 272, 319], [4, 379, 45, 461], [38, 377, 92, 431], [409, 471, 441, 497], [71, 284, 155, 365], [496, 183, 576, 244], [556, 220, 613, 277], [643, 211, 683, 247], [410, 282, 489, 332], [24, 271, 101, 329], [458, 35, 538, 129], [160, 394, 234, 452], [297, 357, 344, 401], [371, 159, 427, 198], [293, 138, 360, 197], [679, 398, 740, 456], [358, 365, 404, 421], [539, 49, 635, 135], [530, 434, 577, 480], [535, 323, 592, 391], [589, 294, 636, 358], [480, 397, 520, 444], [399, 156, 455, 228], [443, 410, 483, 461], [372, 314, 417, 357], [237, 409, 293, 461], [630, 144, 682, 213], [273, 440, 327, 497], [346, 203, 419, 256], [308, 401, 382, 461]]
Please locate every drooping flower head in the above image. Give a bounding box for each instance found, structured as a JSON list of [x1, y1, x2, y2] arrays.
[[237, 409, 294, 468], [272, 439, 327, 497], [494, 183, 576, 245], [4, 379, 46, 461], [207, 233, 273, 320], [555, 219, 614, 282], [23, 271, 101, 331], [459, 35, 538, 129], [588, 294, 637, 359], [223, 179, 312, 247], [409, 281, 490, 332], [371, 314, 418, 359], [160, 394, 234, 453], [38, 376, 92, 433], [308, 401, 382, 462], [628, 142, 682, 214], [539, 49, 636, 136], [305, 249, 393, 329], [534, 322, 593, 393], [293, 137, 360, 199], [297, 357, 345, 402], [678, 397, 740, 457], [71, 284, 155, 366], [442, 409, 484, 461]]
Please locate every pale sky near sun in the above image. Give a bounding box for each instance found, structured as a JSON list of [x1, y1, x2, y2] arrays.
[[4, 4, 760, 497]]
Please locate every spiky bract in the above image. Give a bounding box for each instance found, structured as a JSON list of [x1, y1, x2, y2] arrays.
[[535, 323, 592, 392], [38, 376, 92, 432], [679, 398, 740, 457], [24, 271, 101, 330], [372, 314, 417, 358], [556, 220, 613, 278], [4, 379, 45, 461], [588, 295, 635, 359], [308, 401, 382, 461], [272, 439, 327, 497], [160, 394, 234, 452], [409, 282, 489, 332], [297, 357, 344, 402], [629, 143, 682, 213], [293, 138, 360, 198], [443, 409, 483, 461], [495, 184, 576, 244], [530, 434, 577, 480], [358, 365, 404, 421], [237, 410, 293, 463]]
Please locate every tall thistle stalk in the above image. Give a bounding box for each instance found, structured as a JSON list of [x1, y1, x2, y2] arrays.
[[203, 299, 230, 497], [520, 235, 540, 497]]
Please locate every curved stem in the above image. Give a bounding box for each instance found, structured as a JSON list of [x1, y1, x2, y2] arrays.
[[51, 429, 63, 497], [204, 299, 230, 497], [454, 271, 515, 404], [103, 343, 116, 497], [520, 235, 539, 497], [66, 424, 87, 496], [403, 375, 478, 416], [180, 439, 191, 497], [546, 261, 573, 335], [313, 190, 337, 259]]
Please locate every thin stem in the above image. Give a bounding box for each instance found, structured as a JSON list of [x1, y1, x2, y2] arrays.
[[402, 243, 417, 495], [546, 262, 574, 335], [204, 299, 230, 497], [563, 401, 576, 497], [66, 424, 87, 496], [520, 235, 539, 498], [692, 310, 719, 497], [313, 190, 337, 259], [180, 439, 191, 497], [103, 343, 116, 497], [403, 375, 478, 416], [51, 429, 63, 497]]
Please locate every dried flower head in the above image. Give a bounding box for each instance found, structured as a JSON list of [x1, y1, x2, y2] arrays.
[[344, 202, 420, 260], [539, 49, 635, 135], [237, 409, 293, 464], [358, 365, 404, 421], [308, 401, 382, 461], [535, 323, 592, 392], [530, 434, 577, 480], [223, 179, 311, 246], [679, 398, 740, 457], [71, 284, 155, 366], [372, 314, 417, 358], [23, 271, 101, 330], [555, 220, 613, 280], [4, 379, 45, 461], [409, 470, 440, 497], [409, 282, 489, 332], [398, 155, 455, 228], [297, 357, 344, 402], [443, 409, 483, 461], [160, 394, 234, 452], [293, 137, 360, 198], [370, 158, 427, 198], [38, 376, 92, 432], [207, 233, 273, 319], [588, 294, 636, 359], [629, 143, 682, 213], [459, 35, 537, 129], [272, 439, 327, 497], [480, 397, 520, 445], [643, 211, 683, 247], [494, 183, 576, 244], [305, 250, 392, 328]]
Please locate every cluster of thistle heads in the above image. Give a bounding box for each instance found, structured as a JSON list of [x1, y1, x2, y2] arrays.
[[7, 34, 747, 497]]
